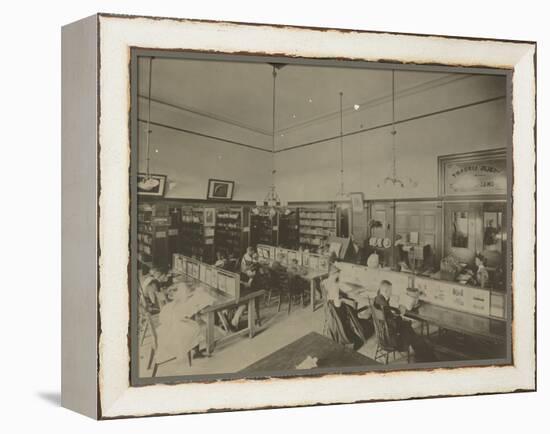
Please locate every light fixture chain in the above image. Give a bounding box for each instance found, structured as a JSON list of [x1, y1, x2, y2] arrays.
[[146, 57, 154, 178]]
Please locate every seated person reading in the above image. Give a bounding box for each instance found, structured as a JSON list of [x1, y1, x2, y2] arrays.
[[156, 281, 209, 362], [214, 251, 228, 269], [240, 246, 257, 283], [373, 280, 435, 362], [139, 266, 171, 311], [323, 264, 373, 349]]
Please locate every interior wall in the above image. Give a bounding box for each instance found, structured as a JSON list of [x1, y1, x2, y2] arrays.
[[138, 100, 273, 200], [275, 74, 507, 202]]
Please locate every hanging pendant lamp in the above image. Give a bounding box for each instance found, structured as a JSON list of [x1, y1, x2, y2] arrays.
[[138, 57, 161, 191], [253, 64, 289, 217], [377, 70, 418, 190]]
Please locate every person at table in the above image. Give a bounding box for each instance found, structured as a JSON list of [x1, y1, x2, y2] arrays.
[[374, 280, 435, 362], [139, 266, 170, 312], [270, 253, 287, 274], [156, 281, 210, 363], [214, 251, 227, 269], [474, 253, 490, 289], [323, 264, 371, 349], [240, 246, 257, 283], [288, 258, 308, 293], [230, 260, 267, 330]]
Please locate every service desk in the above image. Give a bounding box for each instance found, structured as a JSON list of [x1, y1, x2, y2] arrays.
[[405, 302, 507, 344]]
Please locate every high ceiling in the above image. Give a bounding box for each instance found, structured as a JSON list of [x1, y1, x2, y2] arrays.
[[137, 57, 459, 137]]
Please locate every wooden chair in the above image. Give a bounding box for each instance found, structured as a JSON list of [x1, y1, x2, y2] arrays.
[[368, 297, 410, 364], [288, 273, 308, 313]]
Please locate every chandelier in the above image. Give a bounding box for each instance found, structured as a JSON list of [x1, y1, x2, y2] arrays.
[[377, 70, 418, 190], [137, 57, 161, 192], [253, 64, 290, 217]]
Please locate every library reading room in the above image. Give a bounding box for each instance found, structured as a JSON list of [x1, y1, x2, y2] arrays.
[[134, 53, 510, 382]]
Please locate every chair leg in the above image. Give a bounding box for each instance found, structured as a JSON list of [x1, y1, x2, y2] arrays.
[[152, 363, 159, 378], [277, 294, 281, 312], [266, 290, 272, 306], [141, 320, 149, 345], [147, 347, 155, 370], [188, 351, 192, 367], [407, 348, 410, 363], [385, 352, 390, 364]]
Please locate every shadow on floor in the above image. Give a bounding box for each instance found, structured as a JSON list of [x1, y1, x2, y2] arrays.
[[37, 391, 61, 407]]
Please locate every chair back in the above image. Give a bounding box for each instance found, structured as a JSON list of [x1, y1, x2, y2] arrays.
[[368, 297, 398, 350], [274, 268, 290, 293], [138, 280, 159, 349]]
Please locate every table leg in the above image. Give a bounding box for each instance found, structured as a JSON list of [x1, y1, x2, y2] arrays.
[[205, 311, 215, 356], [248, 299, 256, 338]]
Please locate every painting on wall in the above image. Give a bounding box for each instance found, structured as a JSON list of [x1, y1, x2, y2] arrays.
[[207, 179, 235, 200], [137, 173, 167, 196]]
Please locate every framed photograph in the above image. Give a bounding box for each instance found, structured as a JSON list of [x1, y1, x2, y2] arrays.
[[207, 179, 234, 200], [62, 14, 536, 420], [136, 173, 166, 196], [349, 192, 364, 212]]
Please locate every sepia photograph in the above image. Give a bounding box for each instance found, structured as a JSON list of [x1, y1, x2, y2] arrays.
[[131, 52, 512, 383]]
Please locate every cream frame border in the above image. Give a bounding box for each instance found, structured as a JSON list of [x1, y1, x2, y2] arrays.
[[97, 14, 536, 418]]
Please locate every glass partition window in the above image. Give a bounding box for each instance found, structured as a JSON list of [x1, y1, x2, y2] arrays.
[[483, 211, 503, 252], [451, 211, 469, 248]]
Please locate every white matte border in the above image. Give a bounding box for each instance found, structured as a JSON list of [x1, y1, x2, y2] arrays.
[[97, 15, 536, 418]]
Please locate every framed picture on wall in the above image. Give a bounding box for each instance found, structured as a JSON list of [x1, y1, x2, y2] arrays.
[[137, 173, 166, 196], [349, 192, 364, 213], [207, 179, 235, 200]]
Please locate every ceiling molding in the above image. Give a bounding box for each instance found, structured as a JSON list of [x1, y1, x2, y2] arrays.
[[275, 95, 505, 153], [277, 73, 474, 135], [137, 119, 272, 153], [138, 95, 273, 137]]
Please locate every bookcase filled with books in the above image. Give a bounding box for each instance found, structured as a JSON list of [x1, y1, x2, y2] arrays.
[[180, 206, 215, 263], [250, 212, 278, 248], [215, 207, 250, 259], [278, 208, 300, 249], [298, 207, 339, 251], [137, 202, 171, 270]]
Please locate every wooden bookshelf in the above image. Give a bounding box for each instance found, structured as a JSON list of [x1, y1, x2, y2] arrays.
[[250, 212, 278, 247], [298, 208, 339, 250], [215, 207, 250, 259], [137, 202, 171, 270], [278, 208, 300, 249], [180, 206, 215, 263]]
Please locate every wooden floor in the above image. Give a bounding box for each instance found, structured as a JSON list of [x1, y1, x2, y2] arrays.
[[138, 297, 413, 379]]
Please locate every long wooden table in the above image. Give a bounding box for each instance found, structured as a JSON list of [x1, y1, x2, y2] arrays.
[[170, 274, 265, 356], [258, 259, 328, 311], [240, 332, 379, 374], [405, 302, 507, 344]]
